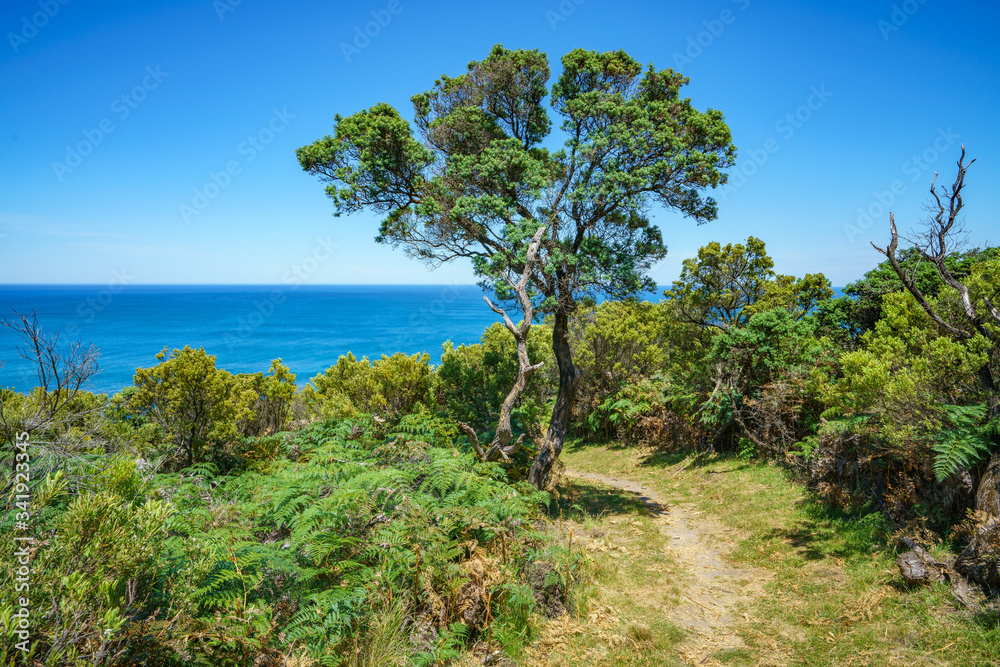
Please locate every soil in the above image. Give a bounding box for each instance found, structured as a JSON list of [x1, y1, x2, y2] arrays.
[[565, 469, 772, 666]]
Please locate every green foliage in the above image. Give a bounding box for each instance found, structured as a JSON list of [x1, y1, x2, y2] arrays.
[[932, 404, 997, 482], [816, 246, 999, 343], [708, 309, 824, 394], [664, 236, 833, 331], [112, 416, 551, 665], [299, 44, 737, 485], [820, 290, 989, 443], [234, 358, 298, 437], [436, 322, 553, 434], [131, 346, 250, 467], [298, 45, 734, 308], [571, 300, 667, 399], [307, 351, 433, 421], [663, 236, 775, 329], [584, 380, 662, 439], [0, 483, 171, 666]]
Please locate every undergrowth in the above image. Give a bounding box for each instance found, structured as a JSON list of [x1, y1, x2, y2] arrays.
[[0, 414, 579, 666]]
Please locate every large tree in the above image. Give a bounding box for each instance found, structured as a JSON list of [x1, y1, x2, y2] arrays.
[[297, 45, 736, 488]]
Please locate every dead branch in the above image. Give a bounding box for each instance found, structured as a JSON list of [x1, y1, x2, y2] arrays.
[[462, 226, 547, 462], [871, 146, 995, 344]]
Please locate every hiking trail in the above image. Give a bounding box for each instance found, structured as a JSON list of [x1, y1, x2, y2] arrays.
[[564, 469, 773, 666]]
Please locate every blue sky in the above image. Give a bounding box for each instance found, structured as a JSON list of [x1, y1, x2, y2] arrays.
[[1, 0, 997, 287]]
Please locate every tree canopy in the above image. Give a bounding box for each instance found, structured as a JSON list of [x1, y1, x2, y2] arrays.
[[298, 44, 736, 486]]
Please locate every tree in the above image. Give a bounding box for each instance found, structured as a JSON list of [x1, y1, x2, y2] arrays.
[[456, 225, 547, 463], [664, 236, 775, 329], [0, 311, 127, 496], [663, 236, 832, 330], [131, 346, 250, 467], [1, 311, 100, 443], [297, 45, 736, 487], [872, 147, 1000, 514]]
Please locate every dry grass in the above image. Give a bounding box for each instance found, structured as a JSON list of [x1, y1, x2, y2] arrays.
[[539, 441, 1000, 666]]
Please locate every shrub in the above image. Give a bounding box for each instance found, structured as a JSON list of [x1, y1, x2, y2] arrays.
[[308, 352, 434, 422], [435, 322, 553, 436]]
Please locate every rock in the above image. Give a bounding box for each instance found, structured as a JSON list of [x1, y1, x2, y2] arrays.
[[976, 453, 1000, 518], [954, 515, 1000, 595], [896, 538, 950, 586], [896, 536, 983, 608]]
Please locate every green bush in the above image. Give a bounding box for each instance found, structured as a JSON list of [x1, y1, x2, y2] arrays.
[[306, 352, 434, 422], [435, 322, 553, 436]]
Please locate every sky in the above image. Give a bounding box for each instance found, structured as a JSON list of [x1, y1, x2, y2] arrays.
[[1, 0, 998, 287]]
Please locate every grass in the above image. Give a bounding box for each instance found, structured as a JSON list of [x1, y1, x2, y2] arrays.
[[519, 466, 688, 666], [534, 439, 1000, 666]]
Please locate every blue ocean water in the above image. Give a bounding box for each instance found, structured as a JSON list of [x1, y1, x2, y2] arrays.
[[0, 285, 512, 395], [0, 284, 841, 396]]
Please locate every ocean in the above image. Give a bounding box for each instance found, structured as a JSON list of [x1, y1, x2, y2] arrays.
[[0, 285, 672, 394], [0, 284, 841, 396], [0, 285, 518, 395]]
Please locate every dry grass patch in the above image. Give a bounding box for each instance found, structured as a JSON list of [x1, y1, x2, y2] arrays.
[[557, 441, 1000, 666]]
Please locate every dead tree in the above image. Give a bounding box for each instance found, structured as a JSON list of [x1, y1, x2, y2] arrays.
[[1, 311, 113, 496], [871, 146, 1000, 513], [1, 311, 100, 437], [457, 226, 547, 462]]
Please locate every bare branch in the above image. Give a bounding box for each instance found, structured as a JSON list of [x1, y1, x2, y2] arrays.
[[469, 226, 547, 463]]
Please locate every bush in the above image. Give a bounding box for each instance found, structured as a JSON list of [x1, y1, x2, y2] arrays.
[[435, 322, 553, 436], [307, 352, 434, 422], [569, 300, 668, 430], [130, 348, 298, 469], [0, 470, 171, 667]]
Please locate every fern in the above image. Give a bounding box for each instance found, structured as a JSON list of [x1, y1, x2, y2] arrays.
[[932, 404, 993, 482]]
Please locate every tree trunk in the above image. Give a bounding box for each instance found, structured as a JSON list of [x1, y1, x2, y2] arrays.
[[976, 364, 1000, 517], [458, 226, 546, 464], [528, 309, 578, 489]]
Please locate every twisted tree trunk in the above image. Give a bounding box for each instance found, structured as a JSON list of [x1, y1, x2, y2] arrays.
[[458, 226, 547, 463], [527, 307, 579, 489]]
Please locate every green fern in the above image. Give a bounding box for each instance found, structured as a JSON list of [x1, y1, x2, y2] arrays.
[[932, 404, 993, 482]]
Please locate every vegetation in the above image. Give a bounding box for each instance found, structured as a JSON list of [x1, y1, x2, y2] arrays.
[[297, 44, 736, 489], [2, 41, 998, 662]]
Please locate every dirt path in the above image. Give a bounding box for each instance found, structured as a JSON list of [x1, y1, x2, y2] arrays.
[[565, 469, 772, 666]]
